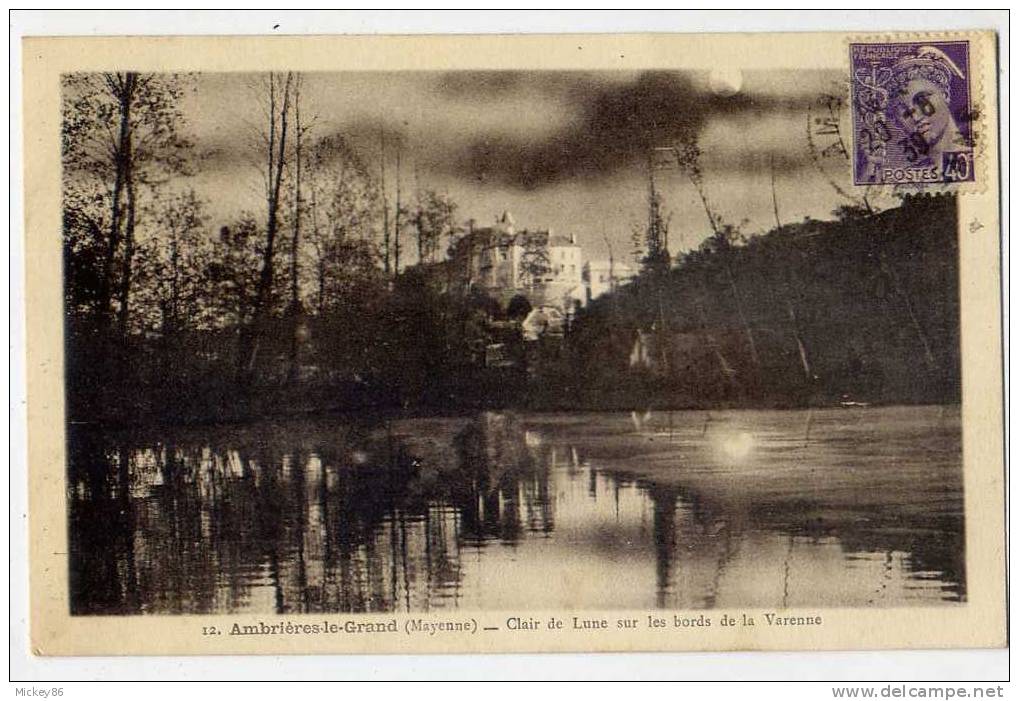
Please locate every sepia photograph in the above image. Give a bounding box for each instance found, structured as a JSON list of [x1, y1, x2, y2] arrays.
[[19, 27, 1005, 661], [62, 65, 968, 615]]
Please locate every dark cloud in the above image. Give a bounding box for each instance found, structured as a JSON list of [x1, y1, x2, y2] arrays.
[[441, 72, 699, 189], [185, 70, 842, 200], [429, 71, 820, 190]]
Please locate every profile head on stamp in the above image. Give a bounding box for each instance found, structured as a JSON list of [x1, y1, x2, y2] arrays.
[[886, 46, 965, 153]]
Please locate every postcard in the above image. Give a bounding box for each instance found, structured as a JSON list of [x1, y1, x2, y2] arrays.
[[23, 30, 1004, 655]]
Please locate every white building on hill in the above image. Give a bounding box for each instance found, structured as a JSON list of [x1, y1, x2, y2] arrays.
[[450, 211, 586, 312]]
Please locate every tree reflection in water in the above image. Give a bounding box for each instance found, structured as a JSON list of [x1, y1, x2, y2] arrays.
[[68, 413, 554, 615], [67, 408, 965, 615]]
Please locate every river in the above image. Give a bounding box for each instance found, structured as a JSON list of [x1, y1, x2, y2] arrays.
[[67, 405, 964, 614]]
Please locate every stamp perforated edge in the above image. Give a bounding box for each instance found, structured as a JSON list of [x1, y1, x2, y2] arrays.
[[842, 31, 993, 197]]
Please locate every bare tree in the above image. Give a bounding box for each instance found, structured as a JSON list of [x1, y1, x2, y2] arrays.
[[643, 152, 671, 273], [770, 157, 814, 383], [304, 134, 382, 314], [240, 71, 294, 377], [61, 72, 193, 333], [393, 135, 403, 274], [289, 74, 308, 316], [379, 128, 391, 275], [285, 75, 313, 381]]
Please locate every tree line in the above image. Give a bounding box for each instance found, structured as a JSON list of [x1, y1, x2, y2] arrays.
[[63, 71, 466, 422]]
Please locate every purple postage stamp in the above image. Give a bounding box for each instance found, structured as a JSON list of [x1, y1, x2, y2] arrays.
[[850, 40, 974, 186]]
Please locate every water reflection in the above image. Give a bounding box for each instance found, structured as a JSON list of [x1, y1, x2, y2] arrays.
[[68, 406, 964, 614]]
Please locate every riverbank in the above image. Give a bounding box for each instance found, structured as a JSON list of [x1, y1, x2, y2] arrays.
[[65, 195, 961, 428]]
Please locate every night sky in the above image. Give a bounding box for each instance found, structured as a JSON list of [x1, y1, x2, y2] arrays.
[[183, 68, 865, 263]]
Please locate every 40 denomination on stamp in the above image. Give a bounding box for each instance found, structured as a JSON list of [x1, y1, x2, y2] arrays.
[[850, 40, 975, 186]]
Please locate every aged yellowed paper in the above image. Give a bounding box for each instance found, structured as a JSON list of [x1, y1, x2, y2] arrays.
[[25, 31, 1004, 655]]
